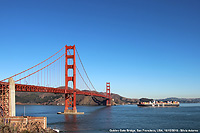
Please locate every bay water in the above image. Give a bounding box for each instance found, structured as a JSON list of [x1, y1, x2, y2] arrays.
[[16, 103, 200, 132]]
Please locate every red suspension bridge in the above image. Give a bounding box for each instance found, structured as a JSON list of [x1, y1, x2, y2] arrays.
[[0, 45, 111, 116]]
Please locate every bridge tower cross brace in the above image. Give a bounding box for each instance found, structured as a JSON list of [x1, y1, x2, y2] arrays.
[[64, 45, 77, 113], [106, 82, 111, 106]]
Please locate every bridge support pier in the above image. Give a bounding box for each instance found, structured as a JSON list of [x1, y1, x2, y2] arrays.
[[9, 78, 15, 116]]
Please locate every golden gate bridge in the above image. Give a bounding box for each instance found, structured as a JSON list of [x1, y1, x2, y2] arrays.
[[0, 45, 111, 117]]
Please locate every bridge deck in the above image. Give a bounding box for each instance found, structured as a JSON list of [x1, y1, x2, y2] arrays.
[[0, 82, 108, 98]]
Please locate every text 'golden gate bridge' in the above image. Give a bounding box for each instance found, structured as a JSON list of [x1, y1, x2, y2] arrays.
[[0, 45, 111, 116]]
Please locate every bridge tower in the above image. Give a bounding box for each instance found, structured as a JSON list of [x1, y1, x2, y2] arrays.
[[64, 45, 77, 113], [106, 82, 111, 106]]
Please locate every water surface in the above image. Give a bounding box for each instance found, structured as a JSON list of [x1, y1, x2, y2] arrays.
[[16, 103, 200, 132]]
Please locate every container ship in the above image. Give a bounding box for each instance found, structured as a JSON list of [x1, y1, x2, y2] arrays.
[[137, 99, 179, 107]]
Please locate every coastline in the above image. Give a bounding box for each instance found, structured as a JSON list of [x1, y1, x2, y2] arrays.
[[16, 102, 200, 106]]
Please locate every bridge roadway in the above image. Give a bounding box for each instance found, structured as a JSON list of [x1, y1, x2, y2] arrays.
[[0, 81, 108, 99]]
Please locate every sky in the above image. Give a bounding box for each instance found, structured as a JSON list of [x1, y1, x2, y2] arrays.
[[0, 0, 200, 99]]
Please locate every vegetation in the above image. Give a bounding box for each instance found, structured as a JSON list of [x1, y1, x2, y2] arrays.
[[16, 92, 200, 106], [16, 93, 63, 104], [157, 97, 200, 103]]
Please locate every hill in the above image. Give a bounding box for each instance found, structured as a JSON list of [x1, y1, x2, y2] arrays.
[[15, 91, 200, 105], [15, 91, 139, 106], [157, 97, 200, 103]]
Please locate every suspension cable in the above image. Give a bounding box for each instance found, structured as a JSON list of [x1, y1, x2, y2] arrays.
[[16, 53, 65, 83], [76, 67, 92, 92], [75, 47, 97, 91], [1, 46, 65, 82]]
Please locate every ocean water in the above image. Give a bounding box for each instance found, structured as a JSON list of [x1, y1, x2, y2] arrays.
[[16, 103, 200, 132]]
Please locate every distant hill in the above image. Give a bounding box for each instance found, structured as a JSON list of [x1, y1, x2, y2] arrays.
[[111, 93, 138, 105], [157, 97, 200, 103], [15, 91, 200, 105], [15, 91, 139, 106]]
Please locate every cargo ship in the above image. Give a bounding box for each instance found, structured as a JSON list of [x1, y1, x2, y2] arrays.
[[137, 99, 179, 107]]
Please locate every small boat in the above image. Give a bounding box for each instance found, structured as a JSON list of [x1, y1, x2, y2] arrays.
[[137, 99, 179, 107]]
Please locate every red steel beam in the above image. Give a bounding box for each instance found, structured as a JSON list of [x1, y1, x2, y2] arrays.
[[0, 82, 109, 99], [15, 84, 65, 93], [13, 83, 108, 98]]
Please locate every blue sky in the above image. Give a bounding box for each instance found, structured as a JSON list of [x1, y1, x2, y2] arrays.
[[0, 0, 200, 99]]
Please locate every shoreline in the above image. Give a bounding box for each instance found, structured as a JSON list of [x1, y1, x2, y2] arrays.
[[16, 102, 200, 106]]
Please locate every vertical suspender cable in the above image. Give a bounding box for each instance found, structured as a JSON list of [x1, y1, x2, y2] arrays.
[[47, 60, 48, 87], [75, 48, 97, 92]]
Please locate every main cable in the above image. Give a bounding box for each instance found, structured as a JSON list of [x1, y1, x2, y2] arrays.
[[16, 53, 65, 83], [1, 46, 65, 82], [75, 47, 97, 92]]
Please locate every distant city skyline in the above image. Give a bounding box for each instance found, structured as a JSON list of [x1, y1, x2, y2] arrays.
[[0, 0, 199, 99]]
